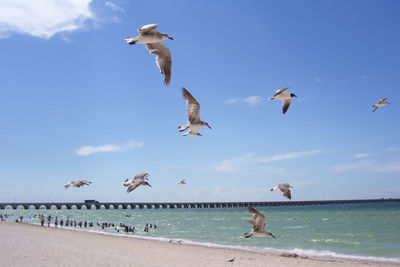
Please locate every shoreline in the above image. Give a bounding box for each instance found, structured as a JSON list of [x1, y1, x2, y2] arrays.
[[0, 222, 398, 266]]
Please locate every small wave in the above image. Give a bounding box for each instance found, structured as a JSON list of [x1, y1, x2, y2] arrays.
[[309, 238, 360, 245]]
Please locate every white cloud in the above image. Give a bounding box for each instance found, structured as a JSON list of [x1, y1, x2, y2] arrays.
[[368, 162, 400, 173], [331, 161, 370, 173], [243, 96, 263, 106], [223, 96, 263, 106], [223, 98, 240, 104], [353, 153, 370, 159], [332, 160, 400, 173], [105, 1, 124, 12], [216, 150, 321, 173], [0, 0, 94, 39], [76, 141, 143, 156], [314, 77, 322, 82], [386, 147, 398, 152], [257, 150, 321, 163]]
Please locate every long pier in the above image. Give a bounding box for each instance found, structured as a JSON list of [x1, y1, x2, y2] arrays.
[[0, 198, 398, 210]]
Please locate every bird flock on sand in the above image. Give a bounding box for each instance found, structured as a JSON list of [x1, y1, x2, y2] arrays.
[[62, 23, 392, 244]]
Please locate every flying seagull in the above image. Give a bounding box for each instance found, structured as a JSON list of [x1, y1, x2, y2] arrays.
[[123, 172, 152, 193], [177, 179, 186, 185], [271, 183, 293, 199], [244, 207, 276, 238], [372, 98, 389, 112], [64, 180, 91, 189], [178, 87, 211, 136], [125, 24, 173, 86], [269, 87, 297, 114]]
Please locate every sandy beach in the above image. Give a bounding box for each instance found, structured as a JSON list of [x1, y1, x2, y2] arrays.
[[0, 222, 396, 267]]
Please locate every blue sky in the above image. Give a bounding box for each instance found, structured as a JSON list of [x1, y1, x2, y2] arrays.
[[0, 0, 399, 202]]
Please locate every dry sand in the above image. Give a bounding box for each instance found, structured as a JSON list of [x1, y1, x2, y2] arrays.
[[0, 222, 396, 267]]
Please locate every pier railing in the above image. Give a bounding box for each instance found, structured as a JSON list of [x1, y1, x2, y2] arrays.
[[0, 198, 398, 210]]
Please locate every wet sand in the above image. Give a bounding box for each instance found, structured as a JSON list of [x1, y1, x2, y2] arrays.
[[0, 222, 396, 267]]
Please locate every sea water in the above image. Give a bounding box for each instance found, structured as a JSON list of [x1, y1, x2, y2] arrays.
[[2, 202, 400, 263]]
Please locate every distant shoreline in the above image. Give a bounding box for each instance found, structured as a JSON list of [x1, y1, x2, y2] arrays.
[[0, 222, 398, 267]]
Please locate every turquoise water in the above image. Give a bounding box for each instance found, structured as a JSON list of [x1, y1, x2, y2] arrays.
[[2, 202, 400, 263]]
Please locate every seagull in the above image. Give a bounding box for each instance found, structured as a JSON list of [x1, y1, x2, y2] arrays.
[[372, 98, 389, 112], [227, 257, 235, 262], [268, 87, 297, 114], [178, 87, 211, 136], [244, 207, 276, 238], [271, 183, 293, 199], [125, 24, 173, 86], [177, 179, 186, 185], [64, 180, 91, 189], [123, 172, 151, 193]]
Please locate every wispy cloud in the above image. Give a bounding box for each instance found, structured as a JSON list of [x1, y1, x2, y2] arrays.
[[0, 0, 94, 39], [386, 147, 398, 152], [105, 1, 124, 12], [257, 150, 321, 163], [353, 153, 370, 159], [314, 77, 322, 82], [332, 160, 400, 173], [76, 141, 143, 156], [332, 161, 371, 173], [368, 161, 400, 173], [223, 98, 240, 104], [243, 96, 263, 106], [216, 150, 321, 172], [224, 96, 263, 106]]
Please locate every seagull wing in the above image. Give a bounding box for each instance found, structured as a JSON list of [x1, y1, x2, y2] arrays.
[[137, 24, 158, 34], [282, 188, 292, 199], [282, 98, 292, 114], [378, 98, 387, 104], [273, 87, 290, 97], [127, 180, 141, 193], [146, 42, 172, 85], [182, 88, 201, 122], [248, 207, 266, 232], [134, 172, 149, 181]]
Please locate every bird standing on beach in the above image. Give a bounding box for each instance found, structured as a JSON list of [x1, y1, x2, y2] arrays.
[[125, 24, 173, 85], [227, 257, 235, 262], [123, 172, 152, 193], [372, 97, 389, 112], [179, 87, 212, 136], [63, 180, 91, 189], [271, 183, 293, 199], [269, 87, 297, 114], [244, 207, 276, 238], [177, 179, 186, 185]]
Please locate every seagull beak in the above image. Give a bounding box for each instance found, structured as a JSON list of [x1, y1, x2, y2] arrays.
[[168, 36, 174, 40], [208, 125, 212, 129], [270, 188, 273, 191]]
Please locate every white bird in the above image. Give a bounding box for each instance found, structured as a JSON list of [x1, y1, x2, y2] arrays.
[[177, 179, 186, 185], [271, 183, 293, 199], [244, 207, 276, 238], [123, 172, 151, 193], [125, 24, 173, 85], [178, 87, 211, 136], [269, 87, 297, 114], [372, 97, 389, 112], [64, 180, 91, 189]]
